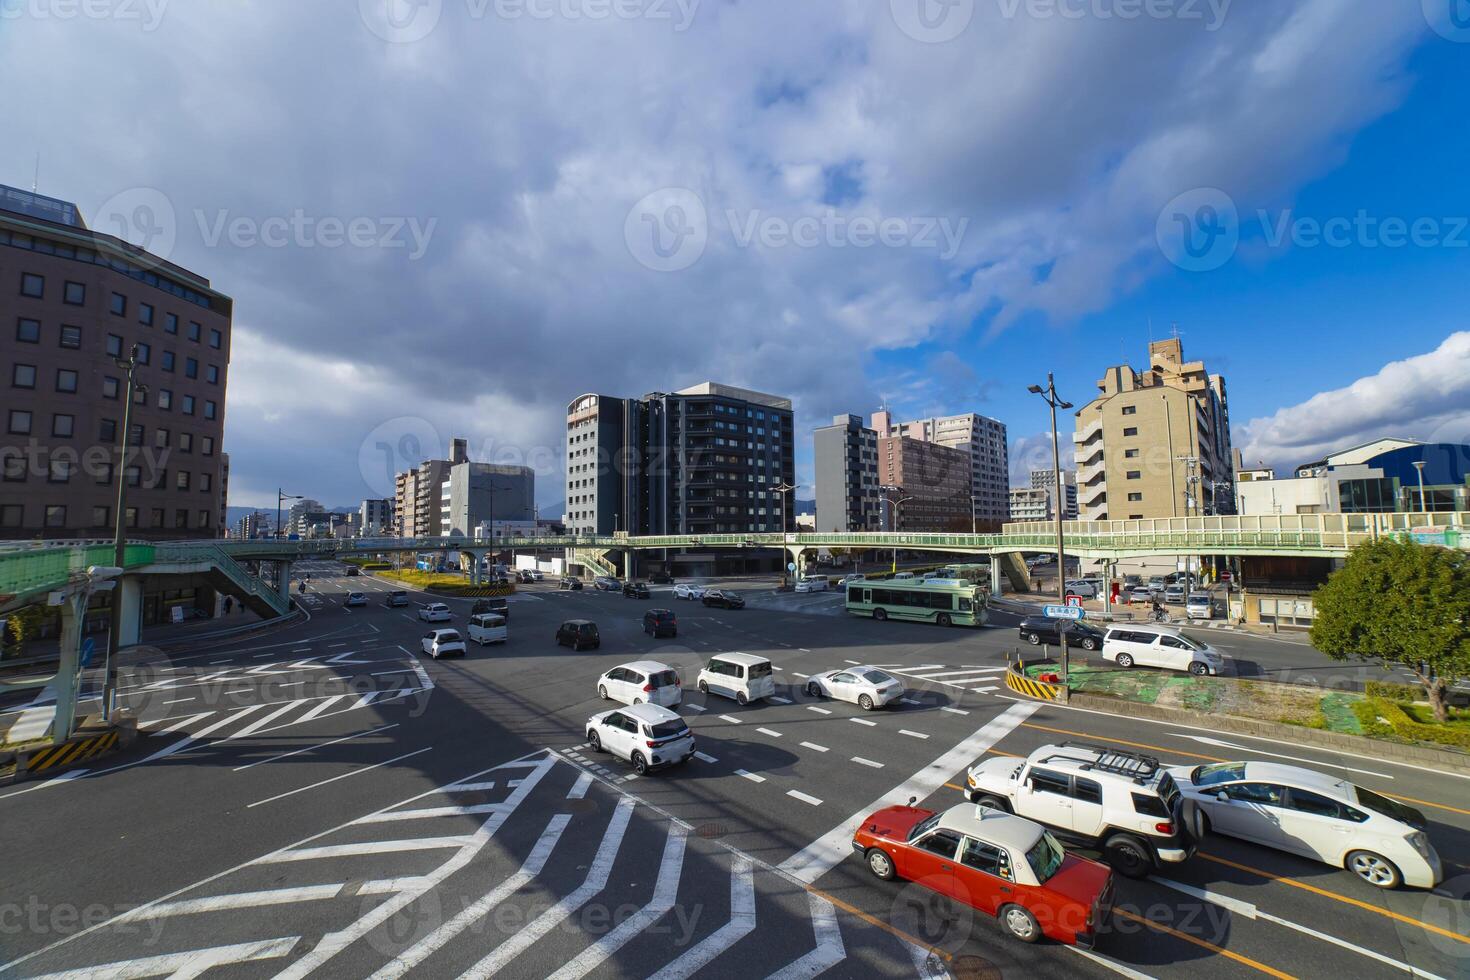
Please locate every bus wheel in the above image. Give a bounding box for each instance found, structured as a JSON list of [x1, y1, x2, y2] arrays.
[[874, 608, 887, 621], [937, 613, 952, 627]]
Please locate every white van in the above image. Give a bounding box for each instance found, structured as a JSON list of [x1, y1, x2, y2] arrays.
[[795, 575, 829, 593], [467, 613, 508, 645], [1103, 624, 1223, 676], [696, 653, 776, 705], [892, 571, 916, 581]]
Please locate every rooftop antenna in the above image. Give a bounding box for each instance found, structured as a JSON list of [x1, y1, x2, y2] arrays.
[[32, 153, 40, 193]]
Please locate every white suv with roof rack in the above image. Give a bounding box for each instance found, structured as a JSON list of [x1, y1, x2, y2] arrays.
[[965, 741, 1199, 878]]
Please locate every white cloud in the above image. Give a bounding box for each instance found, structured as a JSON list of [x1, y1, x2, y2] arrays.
[[1237, 331, 1470, 469]]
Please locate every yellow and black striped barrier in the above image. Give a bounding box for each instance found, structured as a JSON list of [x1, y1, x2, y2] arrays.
[[23, 730, 119, 774], [1005, 659, 1065, 701]]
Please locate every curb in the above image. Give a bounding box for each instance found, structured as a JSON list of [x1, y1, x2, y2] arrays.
[[1068, 693, 1470, 776], [1005, 659, 1065, 702], [146, 607, 305, 652], [6, 713, 138, 784]]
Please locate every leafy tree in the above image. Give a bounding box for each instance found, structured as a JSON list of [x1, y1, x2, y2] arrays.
[[1311, 539, 1470, 723]]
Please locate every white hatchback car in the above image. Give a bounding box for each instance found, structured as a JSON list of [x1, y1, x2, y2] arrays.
[[586, 703, 694, 774], [1102, 624, 1223, 676], [804, 666, 905, 710], [421, 628, 466, 659], [1170, 761, 1442, 889], [417, 602, 452, 622], [1185, 593, 1213, 619], [672, 583, 706, 600], [598, 661, 682, 708]]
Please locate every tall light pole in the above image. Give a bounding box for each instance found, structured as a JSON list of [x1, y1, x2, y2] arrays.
[[880, 485, 914, 573], [103, 346, 148, 722], [277, 489, 303, 540], [1412, 460, 1428, 516], [1028, 375, 1074, 694], [772, 481, 796, 581]]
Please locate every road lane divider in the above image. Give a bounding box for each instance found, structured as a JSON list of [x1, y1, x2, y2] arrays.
[[1112, 909, 1292, 979]]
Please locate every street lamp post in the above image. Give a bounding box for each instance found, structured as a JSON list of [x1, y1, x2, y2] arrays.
[[277, 489, 303, 540], [772, 481, 796, 581], [880, 485, 914, 573], [102, 346, 149, 722], [1412, 460, 1428, 516], [1028, 374, 1074, 694]]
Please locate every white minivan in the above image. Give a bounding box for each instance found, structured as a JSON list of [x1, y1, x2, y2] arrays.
[[598, 660, 682, 707], [696, 653, 776, 704], [467, 613, 508, 645], [1103, 624, 1223, 676]]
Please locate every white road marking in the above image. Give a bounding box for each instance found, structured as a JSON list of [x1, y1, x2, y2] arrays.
[[899, 697, 922, 705], [1068, 948, 1161, 980], [0, 768, 91, 802], [233, 724, 399, 772], [807, 706, 832, 715], [792, 671, 809, 677], [226, 701, 304, 740], [126, 885, 344, 919], [787, 790, 823, 806], [459, 799, 636, 978], [368, 814, 572, 980], [941, 706, 970, 715], [442, 781, 497, 793], [718, 715, 743, 725], [693, 751, 718, 763], [354, 802, 508, 824], [735, 769, 766, 783], [247, 747, 432, 808], [799, 648, 811, 652], [647, 855, 755, 980], [370, 669, 414, 677], [259, 836, 479, 863], [1169, 734, 1393, 779], [971, 686, 999, 693], [567, 772, 593, 799], [781, 702, 1038, 884], [850, 718, 877, 727], [766, 892, 844, 979], [684, 704, 705, 712], [296, 695, 345, 723], [550, 824, 689, 980], [852, 757, 884, 768], [21, 938, 300, 979], [844, 659, 861, 665], [899, 729, 930, 740], [757, 727, 783, 738], [769, 696, 792, 704], [209, 659, 231, 665], [800, 742, 829, 753], [906, 667, 1007, 680]]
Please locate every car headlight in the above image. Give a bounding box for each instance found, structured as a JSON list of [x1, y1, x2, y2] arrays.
[[1407, 831, 1431, 857], [967, 773, 978, 788]]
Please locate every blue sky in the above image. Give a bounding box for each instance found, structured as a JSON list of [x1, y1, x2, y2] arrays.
[[4, 2, 1468, 509]]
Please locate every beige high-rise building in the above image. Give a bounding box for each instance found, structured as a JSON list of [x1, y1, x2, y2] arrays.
[[1073, 339, 1233, 520]]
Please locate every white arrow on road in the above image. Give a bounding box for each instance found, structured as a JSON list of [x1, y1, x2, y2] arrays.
[[1171, 734, 1392, 779], [325, 651, 372, 665]]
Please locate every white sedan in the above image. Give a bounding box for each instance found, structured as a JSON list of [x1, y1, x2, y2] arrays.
[[421, 628, 466, 659], [1170, 760, 1443, 889], [418, 602, 452, 622], [804, 666, 905, 710], [672, 583, 706, 600]]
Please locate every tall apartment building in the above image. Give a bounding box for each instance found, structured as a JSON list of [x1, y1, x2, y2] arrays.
[[1073, 338, 1233, 520], [0, 185, 232, 539], [565, 382, 795, 536], [439, 462, 534, 537], [392, 437, 467, 539], [233, 511, 269, 539], [871, 410, 1009, 530], [394, 469, 416, 536], [358, 497, 394, 536], [813, 414, 880, 532], [877, 435, 971, 531], [1027, 467, 1078, 519]]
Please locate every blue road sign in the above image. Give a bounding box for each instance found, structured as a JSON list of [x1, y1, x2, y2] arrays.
[[79, 637, 96, 667], [1043, 604, 1084, 621]]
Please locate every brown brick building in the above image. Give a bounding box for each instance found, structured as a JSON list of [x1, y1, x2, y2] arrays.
[[0, 185, 232, 540], [878, 435, 971, 531]]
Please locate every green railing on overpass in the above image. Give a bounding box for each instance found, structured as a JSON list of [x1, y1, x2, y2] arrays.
[[0, 543, 155, 602]]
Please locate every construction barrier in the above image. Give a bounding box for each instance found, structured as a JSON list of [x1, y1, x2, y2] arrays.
[[1005, 658, 1065, 701], [22, 729, 119, 774]]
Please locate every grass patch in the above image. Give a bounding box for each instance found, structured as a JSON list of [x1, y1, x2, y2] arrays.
[[1319, 692, 1364, 735], [378, 569, 473, 588]]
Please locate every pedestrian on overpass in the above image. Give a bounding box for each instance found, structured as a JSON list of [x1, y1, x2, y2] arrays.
[[223, 596, 233, 615]]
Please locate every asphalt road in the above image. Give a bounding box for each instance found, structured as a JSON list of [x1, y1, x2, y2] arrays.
[[1, 561, 1466, 979]]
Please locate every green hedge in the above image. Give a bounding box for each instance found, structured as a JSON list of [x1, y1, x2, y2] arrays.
[[1358, 697, 1470, 749], [1364, 680, 1419, 703]]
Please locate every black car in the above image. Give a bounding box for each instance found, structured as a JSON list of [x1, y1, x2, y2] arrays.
[[472, 596, 510, 620], [642, 608, 678, 637], [622, 581, 651, 599], [517, 569, 536, 584], [1017, 616, 1103, 651], [384, 590, 409, 607], [345, 566, 360, 577], [648, 571, 675, 584], [702, 589, 745, 610], [556, 619, 600, 651], [560, 577, 584, 590]]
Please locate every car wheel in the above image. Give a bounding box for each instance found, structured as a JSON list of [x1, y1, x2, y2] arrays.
[[806, 682, 821, 698], [736, 691, 748, 705], [1347, 850, 1402, 889], [1082, 637, 1098, 651], [588, 731, 602, 752], [873, 608, 888, 621], [1189, 661, 1209, 676], [632, 752, 648, 775], [937, 613, 952, 627], [865, 848, 897, 881], [999, 904, 1040, 943], [1115, 652, 1134, 668], [633, 698, 643, 705], [973, 794, 1011, 813], [599, 685, 609, 700], [1104, 834, 1152, 879], [859, 694, 875, 711], [698, 680, 709, 694], [1026, 632, 1041, 645]]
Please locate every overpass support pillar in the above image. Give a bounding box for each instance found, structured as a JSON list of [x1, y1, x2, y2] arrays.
[[52, 592, 85, 743], [116, 575, 143, 648], [623, 549, 635, 581], [274, 561, 292, 603], [990, 556, 1003, 597], [785, 546, 807, 575]]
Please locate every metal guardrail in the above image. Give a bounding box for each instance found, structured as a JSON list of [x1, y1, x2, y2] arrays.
[[0, 543, 154, 600]]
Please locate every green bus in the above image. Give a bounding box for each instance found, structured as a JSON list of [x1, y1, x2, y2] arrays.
[[845, 578, 989, 627]]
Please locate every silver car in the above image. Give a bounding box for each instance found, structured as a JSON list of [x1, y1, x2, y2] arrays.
[[804, 666, 905, 710]]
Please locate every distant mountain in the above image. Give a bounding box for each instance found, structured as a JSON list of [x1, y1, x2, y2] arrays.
[[538, 500, 564, 520]]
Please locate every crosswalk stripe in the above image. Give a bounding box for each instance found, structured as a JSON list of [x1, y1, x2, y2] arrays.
[[353, 803, 508, 824], [296, 695, 345, 723], [567, 773, 594, 799], [21, 938, 300, 980], [647, 855, 755, 980], [459, 798, 636, 978], [258, 836, 477, 863], [224, 701, 303, 741], [126, 886, 344, 920], [766, 893, 844, 980]]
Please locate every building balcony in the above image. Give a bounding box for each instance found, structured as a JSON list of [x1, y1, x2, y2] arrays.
[[1073, 417, 1103, 446]]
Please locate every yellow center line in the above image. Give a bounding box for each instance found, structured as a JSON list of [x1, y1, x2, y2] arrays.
[[1197, 853, 1470, 946], [805, 883, 953, 962], [1113, 908, 1296, 979]]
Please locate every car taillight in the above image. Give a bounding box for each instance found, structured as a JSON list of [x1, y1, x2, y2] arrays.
[[643, 684, 655, 692], [675, 677, 682, 686], [1155, 821, 1174, 835], [646, 740, 657, 748]]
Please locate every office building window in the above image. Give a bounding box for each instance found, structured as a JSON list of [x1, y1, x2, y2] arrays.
[[185, 357, 198, 379], [92, 505, 110, 528], [132, 387, 146, 406], [64, 281, 85, 305], [126, 507, 139, 529], [154, 428, 170, 448], [139, 303, 154, 325], [165, 313, 178, 334], [202, 436, 214, 456], [181, 395, 195, 415], [56, 369, 78, 393], [176, 471, 191, 491], [1126, 470, 1141, 480], [0, 504, 22, 528], [198, 510, 211, 528], [1127, 492, 1143, 502], [179, 432, 192, 453], [175, 509, 188, 529], [109, 292, 127, 316], [2, 453, 25, 482], [204, 400, 216, 420], [128, 423, 143, 446], [17, 318, 40, 343], [44, 505, 67, 528], [148, 507, 162, 527], [52, 414, 74, 438], [152, 467, 167, 490], [206, 364, 219, 384], [200, 472, 211, 492], [60, 325, 81, 349], [20, 273, 44, 298], [136, 342, 150, 365], [12, 364, 35, 388], [1124, 448, 1139, 458], [1122, 427, 1138, 437], [161, 350, 175, 372], [103, 376, 120, 399], [99, 418, 117, 442], [9, 410, 32, 434], [126, 466, 141, 488], [96, 462, 113, 486], [48, 459, 71, 483], [106, 333, 123, 357], [188, 321, 201, 342], [209, 328, 222, 349], [1121, 405, 1137, 415], [158, 389, 172, 410]]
